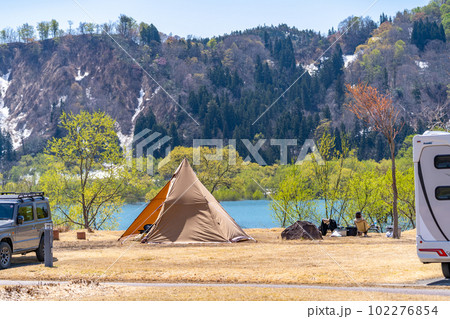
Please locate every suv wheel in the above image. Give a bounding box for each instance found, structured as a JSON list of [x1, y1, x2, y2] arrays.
[[36, 236, 45, 262], [0, 242, 12, 269]]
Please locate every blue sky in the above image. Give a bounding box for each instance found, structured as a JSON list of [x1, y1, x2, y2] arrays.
[[0, 0, 429, 38]]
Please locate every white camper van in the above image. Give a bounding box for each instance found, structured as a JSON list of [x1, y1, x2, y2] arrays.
[[414, 131, 450, 278]]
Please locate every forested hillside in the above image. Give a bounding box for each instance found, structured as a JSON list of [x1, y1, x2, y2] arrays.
[[0, 0, 448, 168]]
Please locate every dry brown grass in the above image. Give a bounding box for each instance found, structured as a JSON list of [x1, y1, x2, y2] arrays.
[[0, 229, 444, 290], [1, 283, 448, 301]]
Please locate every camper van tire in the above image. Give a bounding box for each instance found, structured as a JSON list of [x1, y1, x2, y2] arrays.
[[442, 263, 450, 279]]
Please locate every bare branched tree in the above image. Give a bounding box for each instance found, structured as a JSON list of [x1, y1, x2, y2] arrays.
[[346, 83, 403, 238]]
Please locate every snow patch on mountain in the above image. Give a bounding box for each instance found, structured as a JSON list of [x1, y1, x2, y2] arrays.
[[0, 70, 11, 117], [75, 68, 89, 81], [118, 87, 161, 151], [0, 70, 11, 98], [50, 96, 67, 111], [415, 61, 429, 69], [86, 87, 92, 100], [0, 70, 12, 140], [302, 62, 318, 75], [343, 54, 358, 68], [0, 103, 9, 131], [2, 112, 33, 149], [116, 123, 133, 152], [2, 72, 64, 149], [131, 88, 146, 123], [264, 59, 275, 68]]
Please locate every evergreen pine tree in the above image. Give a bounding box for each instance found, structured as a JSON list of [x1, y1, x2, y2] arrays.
[[169, 123, 180, 147], [382, 67, 389, 92], [322, 106, 331, 120], [188, 91, 199, 114]]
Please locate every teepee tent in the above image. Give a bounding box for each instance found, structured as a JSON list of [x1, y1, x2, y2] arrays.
[[119, 158, 253, 243]]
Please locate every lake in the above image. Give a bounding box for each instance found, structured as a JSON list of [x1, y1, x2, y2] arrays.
[[118, 200, 279, 230], [117, 200, 412, 231]]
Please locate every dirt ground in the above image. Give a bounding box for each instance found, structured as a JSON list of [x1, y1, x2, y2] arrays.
[[1, 281, 449, 301], [0, 228, 448, 300]]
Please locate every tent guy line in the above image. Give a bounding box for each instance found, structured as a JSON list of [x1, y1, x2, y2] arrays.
[[100, 178, 200, 278], [101, 159, 253, 278], [119, 159, 252, 243], [119, 203, 163, 244]]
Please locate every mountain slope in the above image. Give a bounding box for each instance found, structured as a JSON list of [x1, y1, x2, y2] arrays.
[[0, 1, 448, 164]]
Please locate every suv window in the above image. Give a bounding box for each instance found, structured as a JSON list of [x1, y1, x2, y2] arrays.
[[0, 203, 14, 220], [18, 205, 34, 222], [36, 203, 49, 219]]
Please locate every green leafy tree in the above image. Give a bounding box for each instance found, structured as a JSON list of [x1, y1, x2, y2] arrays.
[[271, 164, 317, 227], [206, 38, 217, 49], [36, 22, 50, 40], [17, 23, 35, 42], [346, 160, 388, 228], [311, 125, 351, 223], [393, 167, 416, 228], [84, 23, 96, 35], [50, 19, 59, 38], [41, 111, 127, 230], [5, 154, 48, 189], [117, 14, 137, 39], [441, 2, 450, 39]]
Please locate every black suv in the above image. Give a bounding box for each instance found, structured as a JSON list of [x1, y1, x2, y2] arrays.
[[0, 192, 52, 269]]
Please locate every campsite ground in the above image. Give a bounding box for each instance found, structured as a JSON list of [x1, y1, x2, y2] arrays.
[[0, 229, 448, 300]]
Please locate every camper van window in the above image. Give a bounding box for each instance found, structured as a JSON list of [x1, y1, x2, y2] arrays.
[[434, 155, 450, 169], [435, 187, 450, 200]]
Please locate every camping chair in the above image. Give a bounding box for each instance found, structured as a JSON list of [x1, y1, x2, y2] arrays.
[[354, 219, 370, 236], [368, 224, 380, 233], [130, 224, 154, 242]]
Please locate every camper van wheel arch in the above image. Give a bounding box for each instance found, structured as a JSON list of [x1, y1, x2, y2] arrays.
[[442, 263, 450, 279]]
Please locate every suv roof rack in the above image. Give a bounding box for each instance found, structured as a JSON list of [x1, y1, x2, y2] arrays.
[[0, 192, 45, 202]]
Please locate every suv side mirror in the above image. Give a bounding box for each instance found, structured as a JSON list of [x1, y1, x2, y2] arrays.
[[17, 215, 24, 225]]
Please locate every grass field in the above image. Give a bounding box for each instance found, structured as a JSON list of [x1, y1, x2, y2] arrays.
[[0, 228, 448, 300]]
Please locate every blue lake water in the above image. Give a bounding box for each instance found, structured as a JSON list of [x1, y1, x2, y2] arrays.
[[117, 200, 412, 231], [118, 200, 278, 230]]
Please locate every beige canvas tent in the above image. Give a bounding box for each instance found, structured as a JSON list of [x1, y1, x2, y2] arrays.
[[120, 158, 253, 243]]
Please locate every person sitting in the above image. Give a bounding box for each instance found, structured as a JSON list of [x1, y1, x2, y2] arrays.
[[319, 218, 338, 236], [354, 212, 370, 237]]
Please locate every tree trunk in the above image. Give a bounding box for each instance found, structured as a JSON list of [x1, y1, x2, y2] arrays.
[[390, 141, 399, 239]]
